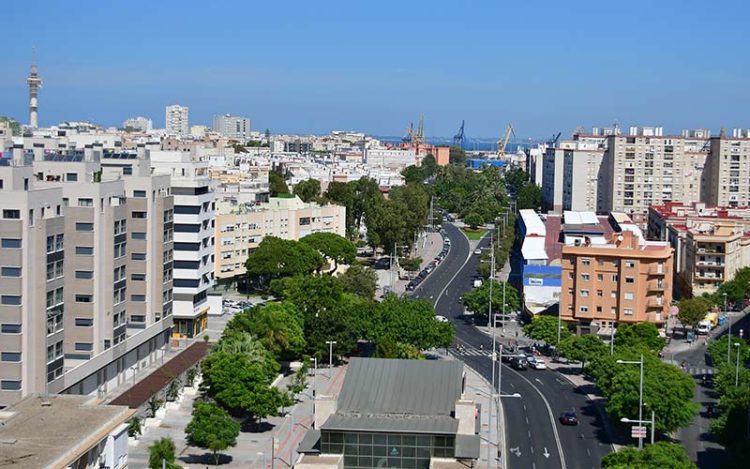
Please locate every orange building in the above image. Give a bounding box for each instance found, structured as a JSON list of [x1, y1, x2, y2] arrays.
[[434, 146, 450, 166], [560, 230, 673, 334]]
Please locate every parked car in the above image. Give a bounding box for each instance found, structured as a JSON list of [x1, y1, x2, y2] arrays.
[[530, 358, 547, 370], [435, 315, 449, 322], [509, 357, 528, 370], [560, 411, 579, 426], [474, 248, 482, 255]]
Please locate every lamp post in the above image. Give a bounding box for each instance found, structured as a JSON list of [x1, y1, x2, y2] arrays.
[[617, 354, 645, 449], [610, 327, 616, 356], [312, 357, 317, 428], [621, 409, 656, 445], [484, 384, 521, 468], [325, 341, 337, 377], [725, 293, 731, 364], [735, 342, 741, 387]]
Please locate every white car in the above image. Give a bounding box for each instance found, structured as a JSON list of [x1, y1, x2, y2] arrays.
[[530, 359, 547, 370], [474, 249, 482, 255], [435, 315, 450, 322]]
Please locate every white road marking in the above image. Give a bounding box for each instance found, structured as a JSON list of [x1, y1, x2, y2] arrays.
[[587, 448, 591, 457], [535, 378, 544, 386], [528, 430, 532, 438], [525, 416, 529, 424], [530, 446, 534, 454]]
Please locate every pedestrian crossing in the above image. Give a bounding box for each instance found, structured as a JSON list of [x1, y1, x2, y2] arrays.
[[686, 366, 714, 376], [452, 346, 491, 357]]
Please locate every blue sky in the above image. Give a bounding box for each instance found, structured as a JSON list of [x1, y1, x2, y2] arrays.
[[1, 0, 748, 138]]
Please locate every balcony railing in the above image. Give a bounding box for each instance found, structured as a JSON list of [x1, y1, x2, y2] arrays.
[[648, 265, 665, 276], [648, 282, 665, 292], [647, 298, 664, 308]]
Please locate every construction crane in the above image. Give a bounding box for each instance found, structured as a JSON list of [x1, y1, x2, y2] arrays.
[[496, 123, 516, 159], [549, 132, 562, 146], [413, 115, 425, 146], [401, 122, 414, 143], [453, 120, 465, 149]]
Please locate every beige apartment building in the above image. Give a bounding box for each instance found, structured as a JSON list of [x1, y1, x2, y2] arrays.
[[601, 127, 709, 223], [703, 129, 750, 207], [560, 230, 673, 334], [647, 202, 750, 298], [215, 196, 346, 280], [0, 145, 174, 408]]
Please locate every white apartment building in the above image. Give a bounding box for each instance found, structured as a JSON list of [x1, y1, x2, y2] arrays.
[[703, 129, 750, 207], [165, 105, 189, 136], [122, 116, 153, 132], [150, 151, 216, 338], [213, 114, 251, 140], [562, 146, 605, 212], [0, 144, 173, 409], [215, 196, 346, 280]]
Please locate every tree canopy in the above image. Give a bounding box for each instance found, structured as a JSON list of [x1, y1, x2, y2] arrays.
[[0, 116, 21, 136], [233, 302, 306, 361], [559, 334, 608, 373], [449, 146, 467, 166], [369, 295, 454, 351], [300, 232, 356, 271], [148, 437, 181, 469], [516, 183, 542, 210], [601, 442, 696, 469], [293, 178, 321, 202], [613, 322, 666, 353], [269, 170, 290, 196], [245, 237, 323, 288], [337, 264, 378, 300], [462, 280, 520, 319], [185, 401, 240, 467], [523, 314, 571, 345], [677, 297, 712, 328], [464, 212, 483, 229], [421, 153, 437, 177]]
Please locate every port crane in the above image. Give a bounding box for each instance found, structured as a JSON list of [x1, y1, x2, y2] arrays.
[[453, 120, 465, 149], [496, 123, 516, 159]]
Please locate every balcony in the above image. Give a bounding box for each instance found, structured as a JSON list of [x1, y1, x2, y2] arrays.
[[647, 265, 665, 276], [648, 282, 665, 292], [695, 260, 725, 268], [647, 298, 664, 308], [697, 247, 725, 254]]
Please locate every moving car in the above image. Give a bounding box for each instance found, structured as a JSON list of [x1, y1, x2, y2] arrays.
[[529, 358, 547, 370], [474, 248, 482, 255], [435, 315, 449, 322], [559, 411, 579, 426], [509, 357, 528, 370]]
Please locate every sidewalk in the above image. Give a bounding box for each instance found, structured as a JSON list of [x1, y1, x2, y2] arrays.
[[376, 230, 445, 296], [128, 363, 348, 468]]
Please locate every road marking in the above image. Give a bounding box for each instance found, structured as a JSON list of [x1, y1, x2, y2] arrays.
[[530, 446, 534, 454], [528, 430, 532, 438], [433, 226, 473, 312], [506, 366, 567, 469], [555, 378, 566, 386], [533, 463, 536, 469], [543, 447, 550, 458], [523, 404, 527, 411], [510, 446, 522, 457], [587, 448, 591, 457], [525, 416, 529, 424], [535, 378, 544, 386], [509, 382, 515, 388]]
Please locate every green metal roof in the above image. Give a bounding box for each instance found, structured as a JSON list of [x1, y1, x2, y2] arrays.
[[320, 414, 459, 435]]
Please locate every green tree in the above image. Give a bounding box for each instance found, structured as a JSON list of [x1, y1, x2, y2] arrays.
[[516, 183, 542, 210], [613, 322, 666, 353], [464, 212, 483, 229], [677, 297, 712, 329], [713, 266, 750, 306], [449, 146, 467, 166], [421, 153, 437, 178], [185, 401, 240, 467], [401, 165, 425, 184], [243, 302, 306, 361], [399, 257, 422, 272], [245, 237, 323, 288], [707, 335, 750, 368], [601, 442, 696, 469], [504, 167, 528, 195], [711, 385, 750, 463], [369, 295, 454, 350], [0, 116, 22, 136], [523, 314, 571, 345], [269, 170, 289, 196], [300, 232, 357, 272], [293, 178, 321, 202], [337, 264, 378, 299], [376, 336, 425, 359], [365, 197, 415, 253], [148, 437, 181, 469], [323, 181, 356, 237], [127, 416, 142, 438], [461, 280, 520, 319], [559, 334, 608, 373]]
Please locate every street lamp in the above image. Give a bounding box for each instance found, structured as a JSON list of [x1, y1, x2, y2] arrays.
[[325, 341, 337, 377], [735, 342, 741, 387], [617, 354, 645, 449], [610, 327, 616, 356], [725, 293, 731, 364], [621, 410, 656, 445]]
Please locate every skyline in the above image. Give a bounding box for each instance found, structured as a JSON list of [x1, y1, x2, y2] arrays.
[[2, 0, 750, 138]]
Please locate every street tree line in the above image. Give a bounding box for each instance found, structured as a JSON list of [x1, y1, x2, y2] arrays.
[[523, 317, 697, 467]]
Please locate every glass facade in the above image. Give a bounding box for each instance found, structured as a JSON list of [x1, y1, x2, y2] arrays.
[[320, 431, 455, 469]]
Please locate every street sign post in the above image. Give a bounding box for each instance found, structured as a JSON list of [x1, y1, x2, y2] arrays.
[[631, 426, 647, 439]]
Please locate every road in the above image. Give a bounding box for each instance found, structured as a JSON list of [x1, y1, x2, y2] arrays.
[[674, 310, 750, 467], [413, 223, 612, 469]]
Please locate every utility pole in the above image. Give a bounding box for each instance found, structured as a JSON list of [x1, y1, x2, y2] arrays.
[[325, 341, 337, 377], [725, 293, 731, 363], [488, 231, 496, 468]]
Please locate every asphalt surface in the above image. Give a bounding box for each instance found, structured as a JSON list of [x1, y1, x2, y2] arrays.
[[412, 223, 612, 469]]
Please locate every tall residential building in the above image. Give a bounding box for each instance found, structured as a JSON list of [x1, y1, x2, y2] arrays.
[[150, 151, 216, 339], [212, 114, 251, 140], [0, 145, 173, 409], [214, 196, 346, 281], [165, 105, 189, 136], [560, 229, 673, 335], [123, 116, 153, 132], [543, 138, 606, 213], [703, 129, 750, 207], [600, 126, 709, 224]]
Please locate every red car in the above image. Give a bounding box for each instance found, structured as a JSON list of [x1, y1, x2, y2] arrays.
[[560, 411, 579, 426]]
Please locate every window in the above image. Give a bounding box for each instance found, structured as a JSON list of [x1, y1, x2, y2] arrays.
[[1, 352, 21, 362], [1, 267, 21, 277], [75, 270, 93, 279], [624, 308, 634, 316], [75, 294, 93, 303], [76, 246, 93, 255], [133, 190, 147, 198], [114, 219, 127, 235], [3, 209, 20, 219], [54, 260, 63, 278], [173, 279, 200, 288], [581, 258, 590, 266], [174, 205, 201, 215], [174, 242, 200, 251], [131, 211, 147, 219], [624, 292, 634, 300], [114, 288, 126, 304], [597, 290, 603, 297], [596, 306, 603, 313], [131, 294, 146, 302], [174, 223, 201, 233], [66, 172, 78, 182], [47, 235, 55, 253], [611, 291, 617, 298], [123, 166, 133, 175], [581, 273, 590, 281], [75, 318, 93, 327], [0, 381, 21, 390], [1, 238, 21, 248], [78, 198, 93, 207], [625, 277, 635, 284], [1, 324, 21, 334], [131, 273, 146, 281], [580, 289, 589, 297], [131, 252, 146, 261], [1, 295, 21, 305], [132, 232, 146, 240], [114, 265, 127, 281], [579, 306, 589, 313], [597, 274, 603, 281], [625, 260, 635, 268], [74, 342, 93, 352], [130, 315, 146, 323], [114, 242, 126, 258], [174, 260, 200, 269], [612, 274, 618, 282], [76, 222, 94, 232]]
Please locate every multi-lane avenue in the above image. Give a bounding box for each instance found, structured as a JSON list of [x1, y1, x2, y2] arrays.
[[412, 223, 613, 469]]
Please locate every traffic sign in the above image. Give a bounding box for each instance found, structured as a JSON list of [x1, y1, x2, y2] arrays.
[[631, 426, 647, 438]]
